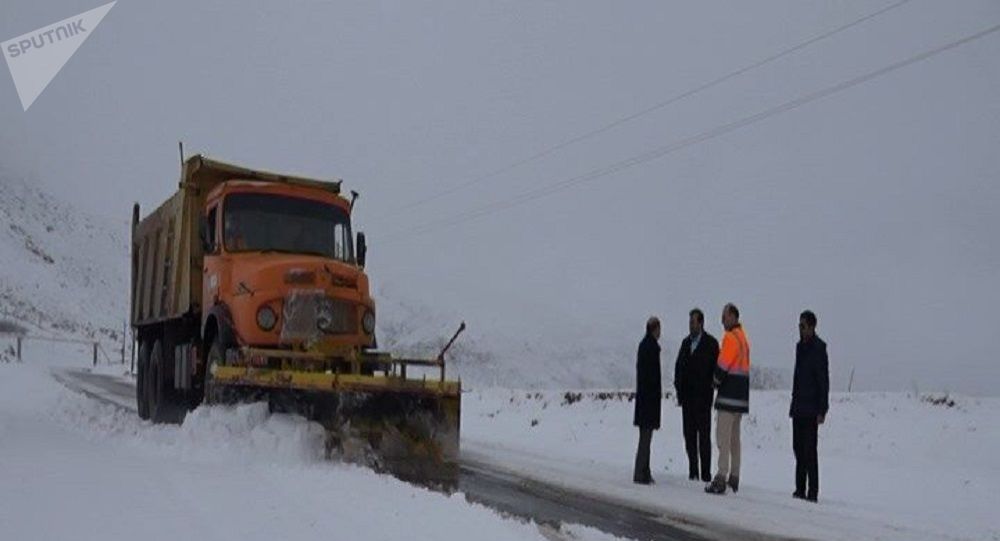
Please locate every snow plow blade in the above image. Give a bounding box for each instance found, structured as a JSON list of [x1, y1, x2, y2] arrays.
[[207, 364, 461, 485]]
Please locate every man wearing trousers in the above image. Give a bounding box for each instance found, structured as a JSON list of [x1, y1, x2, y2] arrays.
[[706, 303, 751, 495], [674, 308, 719, 482], [791, 310, 830, 502], [633, 316, 662, 484]]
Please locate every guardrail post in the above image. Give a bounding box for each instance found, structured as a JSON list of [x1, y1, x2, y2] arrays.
[[16, 336, 22, 363], [93, 342, 98, 366]]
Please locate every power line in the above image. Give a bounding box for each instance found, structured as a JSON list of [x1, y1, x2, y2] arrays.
[[382, 22, 1000, 244], [374, 0, 915, 220]]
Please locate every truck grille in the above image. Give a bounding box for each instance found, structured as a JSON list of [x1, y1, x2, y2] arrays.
[[280, 290, 356, 343]]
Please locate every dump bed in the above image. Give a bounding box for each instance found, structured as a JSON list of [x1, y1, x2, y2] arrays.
[[130, 155, 343, 327]]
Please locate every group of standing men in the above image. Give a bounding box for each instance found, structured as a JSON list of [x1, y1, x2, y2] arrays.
[[633, 304, 829, 502]]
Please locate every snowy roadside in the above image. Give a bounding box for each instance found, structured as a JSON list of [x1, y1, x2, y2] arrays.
[[462, 389, 999, 541], [0, 362, 624, 541]]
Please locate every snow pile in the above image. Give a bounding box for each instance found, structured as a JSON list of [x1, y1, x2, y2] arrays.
[[0, 362, 626, 541], [463, 389, 1000, 541], [175, 404, 328, 464], [56, 391, 328, 466]]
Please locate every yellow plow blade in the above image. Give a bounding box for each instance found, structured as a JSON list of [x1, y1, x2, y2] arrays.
[[207, 365, 461, 486]]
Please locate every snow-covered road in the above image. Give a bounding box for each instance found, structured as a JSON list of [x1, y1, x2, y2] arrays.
[[48, 366, 742, 541], [0, 363, 638, 541]]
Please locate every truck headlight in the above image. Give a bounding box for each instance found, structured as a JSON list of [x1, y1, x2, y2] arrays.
[[257, 305, 277, 331], [362, 310, 376, 334]]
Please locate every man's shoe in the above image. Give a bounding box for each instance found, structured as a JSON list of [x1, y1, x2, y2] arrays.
[[727, 475, 739, 493], [701, 472, 712, 483], [633, 475, 654, 485], [704, 476, 727, 495], [806, 494, 818, 503], [688, 472, 698, 481], [792, 491, 806, 500]]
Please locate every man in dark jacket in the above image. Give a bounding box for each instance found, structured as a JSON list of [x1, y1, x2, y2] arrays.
[[674, 308, 719, 482], [790, 310, 829, 502], [633, 316, 662, 485]]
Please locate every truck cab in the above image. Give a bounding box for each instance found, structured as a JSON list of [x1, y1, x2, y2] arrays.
[[200, 180, 376, 364]]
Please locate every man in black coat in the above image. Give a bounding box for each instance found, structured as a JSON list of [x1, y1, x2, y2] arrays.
[[633, 316, 662, 485], [790, 310, 830, 502], [674, 308, 720, 482]]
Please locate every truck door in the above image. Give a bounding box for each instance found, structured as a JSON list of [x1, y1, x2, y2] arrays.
[[202, 205, 223, 312]]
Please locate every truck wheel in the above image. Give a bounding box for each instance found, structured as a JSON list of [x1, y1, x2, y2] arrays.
[[203, 337, 226, 405], [149, 339, 184, 424], [204, 337, 259, 405], [136, 341, 150, 420]]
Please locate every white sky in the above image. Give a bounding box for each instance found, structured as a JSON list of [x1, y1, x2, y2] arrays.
[[1, 0, 998, 394]]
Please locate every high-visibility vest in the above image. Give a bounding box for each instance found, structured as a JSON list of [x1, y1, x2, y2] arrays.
[[718, 325, 750, 376], [715, 324, 751, 413]]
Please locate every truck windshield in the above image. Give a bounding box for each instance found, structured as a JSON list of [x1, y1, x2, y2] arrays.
[[224, 193, 353, 262]]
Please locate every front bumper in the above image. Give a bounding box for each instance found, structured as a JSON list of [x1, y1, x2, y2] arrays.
[[210, 364, 461, 397], [217, 345, 460, 398]]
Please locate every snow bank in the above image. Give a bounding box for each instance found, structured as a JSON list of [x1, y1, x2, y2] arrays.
[[0, 363, 625, 541], [55, 392, 328, 466]]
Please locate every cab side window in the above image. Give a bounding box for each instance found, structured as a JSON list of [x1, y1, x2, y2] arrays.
[[206, 206, 218, 253]]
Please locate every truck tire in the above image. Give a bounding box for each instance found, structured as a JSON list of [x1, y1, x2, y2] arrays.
[[136, 341, 150, 420], [149, 339, 185, 424], [203, 337, 228, 405], [204, 337, 262, 405]]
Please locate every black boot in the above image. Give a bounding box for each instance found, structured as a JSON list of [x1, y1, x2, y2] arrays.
[[727, 475, 739, 493], [704, 476, 727, 495], [633, 473, 654, 485]]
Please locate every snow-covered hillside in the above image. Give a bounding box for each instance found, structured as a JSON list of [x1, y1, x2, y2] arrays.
[[0, 164, 128, 342]]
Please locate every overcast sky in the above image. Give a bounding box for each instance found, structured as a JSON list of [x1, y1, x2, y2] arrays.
[[2, 0, 998, 394]]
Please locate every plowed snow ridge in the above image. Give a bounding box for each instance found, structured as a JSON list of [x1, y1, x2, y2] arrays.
[[0, 362, 625, 541]]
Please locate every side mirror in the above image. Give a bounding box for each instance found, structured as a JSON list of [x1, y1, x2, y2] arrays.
[[356, 231, 367, 268], [199, 217, 212, 253]]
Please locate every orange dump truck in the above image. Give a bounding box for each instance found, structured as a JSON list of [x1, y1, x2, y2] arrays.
[[130, 154, 462, 479]]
